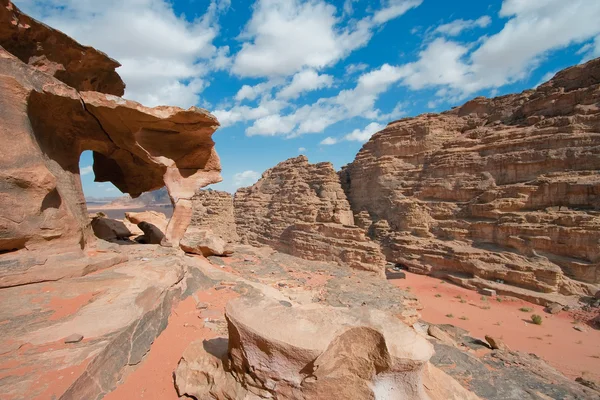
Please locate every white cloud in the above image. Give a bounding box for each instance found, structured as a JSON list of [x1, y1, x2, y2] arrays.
[[343, 122, 385, 142], [235, 81, 280, 102], [243, 63, 409, 137], [231, 0, 422, 78], [345, 63, 369, 75], [433, 16, 491, 37], [390, 0, 600, 101], [80, 166, 93, 176], [579, 36, 600, 62], [373, 0, 423, 24], [277, 69, 333, 99], [320, 122, 384, 146], [320, 137, 338, 145], [298, 147, 306, 153], [19, 0, 230, 108], [233, 170, 261, 187], [535, 70, 557, 88]]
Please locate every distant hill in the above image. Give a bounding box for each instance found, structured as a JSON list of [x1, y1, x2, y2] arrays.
[[103, 187, 171, 208]]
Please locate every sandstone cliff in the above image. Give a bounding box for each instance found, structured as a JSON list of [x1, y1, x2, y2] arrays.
[[340, 57, 600, 298], [234, 156, 386, 273]]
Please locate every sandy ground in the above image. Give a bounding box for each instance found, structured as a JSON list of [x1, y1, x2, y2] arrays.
[[103, 262, 599, 399], [390, 271, 600, 382], [105, 285, 238, 400]]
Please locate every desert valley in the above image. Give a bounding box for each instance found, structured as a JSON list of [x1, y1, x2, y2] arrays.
[[0, 0, 599, 399]]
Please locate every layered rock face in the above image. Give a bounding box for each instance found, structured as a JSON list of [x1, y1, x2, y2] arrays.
[[0, 2, 221, 285], [340, 58, 600, 297], [234, 156, 386, 273], [191, 190, 239, 243], [174, 296, 479, 400]]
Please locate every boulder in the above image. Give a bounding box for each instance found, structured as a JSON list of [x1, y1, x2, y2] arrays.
[[545, 302, 563, 314], [125, 211, 168, 233], [180, 228, 232, 257], [175, 296, 480, 399], [485, 335, 509, 351], [90, 216, 132, 240], [137, 222, 165, 245], [428, 325, 457, 346]]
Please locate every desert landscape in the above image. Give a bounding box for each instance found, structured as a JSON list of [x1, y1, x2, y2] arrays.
[[0, 0, 599, 399]]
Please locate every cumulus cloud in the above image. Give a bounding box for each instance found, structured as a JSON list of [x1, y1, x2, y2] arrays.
[[298, 147, 307, 153], [231, 0, 422, 78], [394, 0, 600, 100], [343, 122, 385, 142], [320, 122, 384, 146], [320, 137, 338, 145], [277, 69, 334, 99], [80, 166, 94, 176], [233, 170, 261, 187], [19, 0, 230, 108], [433, 16, 491, 37]]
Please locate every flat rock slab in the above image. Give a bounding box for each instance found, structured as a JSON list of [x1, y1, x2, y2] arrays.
[[0, 244, 213, 400]]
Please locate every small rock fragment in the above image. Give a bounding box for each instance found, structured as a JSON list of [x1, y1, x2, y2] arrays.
[[479, 288, 497, 297], [64, 334, 84, 344], [544, 302, 562, 315], [196, 302, 209, 310], [485, 335, 509, 351]]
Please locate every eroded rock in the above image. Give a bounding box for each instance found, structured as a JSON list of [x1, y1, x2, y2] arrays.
[[174, 296, 478, 400], [340, 57, 600, 298], [234, 156, 385, 274], [180, 228, 232, 257], [0, 3, 221, 286]]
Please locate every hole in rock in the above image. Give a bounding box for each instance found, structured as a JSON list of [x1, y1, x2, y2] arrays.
[[80, 151, 173, 244]]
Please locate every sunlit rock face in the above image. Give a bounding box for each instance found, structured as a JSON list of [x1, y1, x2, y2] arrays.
[[0, 0, 221, 285], [234, 156, 386, 274], [340, 57, 600, 298]]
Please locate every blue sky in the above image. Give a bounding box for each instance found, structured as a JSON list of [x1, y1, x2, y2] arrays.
[[18, 0, 600, 197]]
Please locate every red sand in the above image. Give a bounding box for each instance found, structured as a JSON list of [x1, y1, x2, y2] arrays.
[[105, 286, 238, 400], [390, 272, 600, 382], [47, 292, 96, 321]]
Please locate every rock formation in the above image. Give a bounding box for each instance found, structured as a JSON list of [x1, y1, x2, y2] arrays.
[[191, 190, 239, 243], [0, 0, 221, 286], [174, 296, 479, 400], [340, 57, 600, 299], [234, 156, 386, 274], [0, 0, 124, 95]]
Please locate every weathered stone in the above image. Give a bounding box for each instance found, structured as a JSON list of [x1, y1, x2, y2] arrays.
[[180, 228, 232, 257], [340, 57, 600, 298], [191, 190, 239, 243], [0, 0, 125, 95], [0, 5, 221, 280], [431, 334, 599, 399], [125, 211, 168, 234], [234, 156, 385, 274], [137, 221, 165, 245], [175, 296, 478, 400], [90, 216, 132, 241], [428, 325, 457, 346], [480, 288, 497, 297], [64, 333, 83, 344], [484, 335, 509, 351], [545, 302, 563, 314]]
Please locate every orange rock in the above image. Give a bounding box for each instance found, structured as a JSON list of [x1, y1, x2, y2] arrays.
[[340, 57, 600, 298]]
